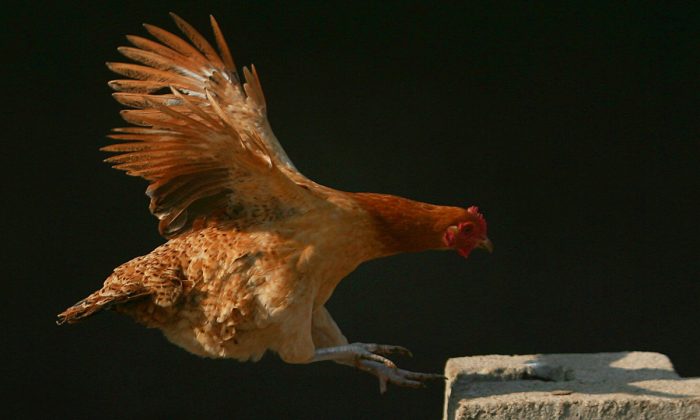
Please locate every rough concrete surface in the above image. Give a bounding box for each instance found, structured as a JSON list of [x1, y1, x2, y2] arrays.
[[444, 352, 700, 420]]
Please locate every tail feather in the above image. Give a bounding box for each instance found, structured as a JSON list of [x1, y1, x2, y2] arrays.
[[57, 282, 148, 325], [58, 255, 186, 325]]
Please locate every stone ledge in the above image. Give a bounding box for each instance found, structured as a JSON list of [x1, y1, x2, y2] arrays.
[[444, 352, 700, 420]]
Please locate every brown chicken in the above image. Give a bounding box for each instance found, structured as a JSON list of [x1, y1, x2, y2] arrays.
[[58, 13, 493, 392]]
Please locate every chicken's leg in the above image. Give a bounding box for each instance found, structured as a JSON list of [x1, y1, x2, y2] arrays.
[[310, 306, 443, 393]]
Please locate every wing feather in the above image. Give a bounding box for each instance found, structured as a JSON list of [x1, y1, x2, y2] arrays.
[[169, 12, 225, 69], [142, 23, 209, 63], [103, 14, 321, 237], [243, 65, 266, 110], [109, 79, 169, 93], [116, 47, 202, 78], [209, 15, 236, 70]]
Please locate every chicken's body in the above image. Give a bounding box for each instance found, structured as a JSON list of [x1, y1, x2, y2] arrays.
[[58, 14, 492, 392], [79, 196, 374, 363]]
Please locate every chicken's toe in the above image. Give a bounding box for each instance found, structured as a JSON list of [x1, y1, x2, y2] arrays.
[[355, 360, 444, 393], [312, 343, 398, 367], [352, 342, 413, 358]]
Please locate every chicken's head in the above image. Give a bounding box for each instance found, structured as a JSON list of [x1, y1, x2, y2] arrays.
[[442, 206, 492, 258]]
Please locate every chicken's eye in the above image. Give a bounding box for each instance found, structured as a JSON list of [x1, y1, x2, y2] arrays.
[[460, 224, 474, 234]]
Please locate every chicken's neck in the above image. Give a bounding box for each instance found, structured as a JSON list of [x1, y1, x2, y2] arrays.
[[350, 192, 467, 258]]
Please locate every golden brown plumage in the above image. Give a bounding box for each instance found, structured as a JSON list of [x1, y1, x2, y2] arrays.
[[58, 13, 492, 392]]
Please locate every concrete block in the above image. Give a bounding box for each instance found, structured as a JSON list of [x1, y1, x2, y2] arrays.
[[444, 352, 700, 420]]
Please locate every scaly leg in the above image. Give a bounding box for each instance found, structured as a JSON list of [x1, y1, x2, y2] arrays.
[[311, 342, 411, 367], [310, 307, 443, 393]]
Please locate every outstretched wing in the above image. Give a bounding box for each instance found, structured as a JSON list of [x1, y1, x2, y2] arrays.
[[103, 14, 319, 237]]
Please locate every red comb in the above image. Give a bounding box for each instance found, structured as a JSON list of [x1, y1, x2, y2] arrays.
[[467, 206, 487, 230], [467, 206, 483, 219]]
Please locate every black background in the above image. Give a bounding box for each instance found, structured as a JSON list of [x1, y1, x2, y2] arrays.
[[3, 1, 698, 419]]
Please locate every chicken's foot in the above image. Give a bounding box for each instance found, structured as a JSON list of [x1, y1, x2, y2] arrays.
[[312, 342, 443, 393], [356, 359, 445, 394]]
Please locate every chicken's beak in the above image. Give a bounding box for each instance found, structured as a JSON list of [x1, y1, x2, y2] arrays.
[[477, 237, 494, 253]]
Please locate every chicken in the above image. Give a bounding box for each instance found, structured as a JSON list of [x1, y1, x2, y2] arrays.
[[57, 13, 493, 392]]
